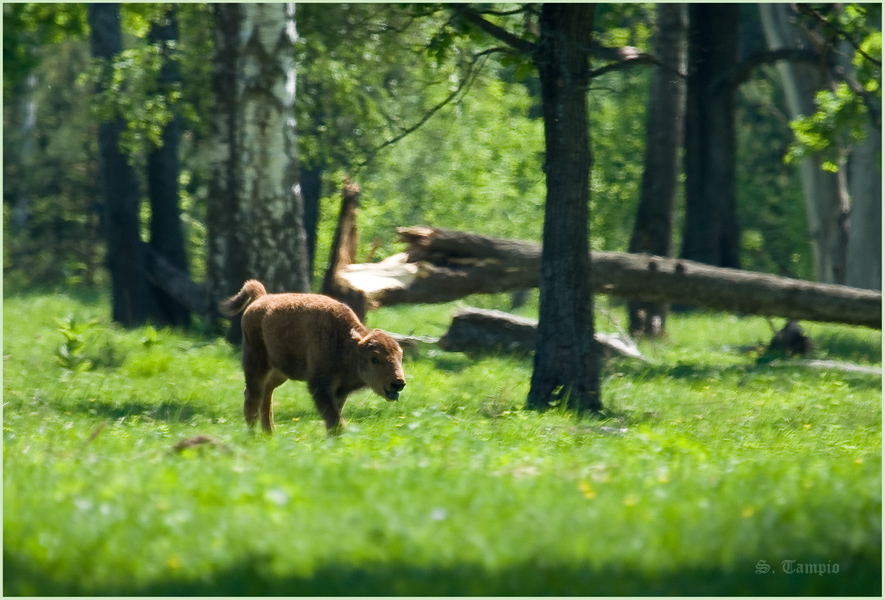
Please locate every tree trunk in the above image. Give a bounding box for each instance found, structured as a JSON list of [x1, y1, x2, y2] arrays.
[[627, 3, 687, 337], [238, 2, 310, 295], [759, 3, 850, 284], [88, 3, 157, 326], [334, 227, 881, 329], [321, 182, 367, 320], [527, 4, 600, 412], [845, 125, 882, 290], [146, 7, 190, 326], [681, 4, 741, 270], [207, 3, 310, 340], [206, 3, 247, 323], [841, 21, 882, 291], [301, 163, 323, 284]]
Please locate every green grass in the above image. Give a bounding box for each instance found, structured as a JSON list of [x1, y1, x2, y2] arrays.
[[3, 288, 882, 595]]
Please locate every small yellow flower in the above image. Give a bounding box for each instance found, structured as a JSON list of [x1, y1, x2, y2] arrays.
[[624, 495, 637, 507], [741, 506, 755, 518], [803, 424, 812, 429], [578, 481, 597, 500]]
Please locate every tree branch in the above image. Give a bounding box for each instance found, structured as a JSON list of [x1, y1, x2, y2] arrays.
[[473, 5, 537, 18], [356, 48, 501, 169], [145, 246, 210, 315], [589, 53, 658, 79], [719, 48, 823, 91], [449, 4, 536, 55], [796, 3, 882, 67], [831, 64, 882, 130]]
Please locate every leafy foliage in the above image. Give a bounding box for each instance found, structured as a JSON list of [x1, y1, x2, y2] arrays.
[[3, 37, 103, 288], [295, 4, 480, 175], [737, 66, 814, 279], [785, 3, 882, 168], [787, 82, 875, 170], [54, 314, 99, 372], [2, 3, 87, 101], [3, 2, 879, 291]]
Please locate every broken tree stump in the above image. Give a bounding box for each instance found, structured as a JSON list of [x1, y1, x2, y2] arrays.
[[766, 319, 813, 357], [321, 182, 369, 321], [334, 227, 882, 329]]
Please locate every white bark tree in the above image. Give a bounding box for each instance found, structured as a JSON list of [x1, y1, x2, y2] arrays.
[[846, 123, 882, 290], [207, 2, 309, 325], [760, 3, 856, 286]]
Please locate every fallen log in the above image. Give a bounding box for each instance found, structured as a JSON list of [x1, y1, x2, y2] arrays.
[[387, 307, 643, 359], [335, 227, 881, 329], [145, 247, 210, 315], [439, 307, 538, 355], [438, 307, 644, 359]]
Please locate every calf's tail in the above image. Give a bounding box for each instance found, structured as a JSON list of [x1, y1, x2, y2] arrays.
[[219, 279, 268, 316]]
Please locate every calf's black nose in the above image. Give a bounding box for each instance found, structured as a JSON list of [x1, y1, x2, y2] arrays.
[[391, 380, 406, 392]]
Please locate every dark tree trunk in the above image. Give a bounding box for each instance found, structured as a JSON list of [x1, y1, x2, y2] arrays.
[[146, 7, 190, 326], [527, 4, 601, 413], [628, 3, 687, 337], [301, 163, 323, 285], [88, 3, 157, 326], [681, 4, 741, 270]]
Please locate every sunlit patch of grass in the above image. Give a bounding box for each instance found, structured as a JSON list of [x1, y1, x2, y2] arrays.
[[3, 290, 881, 595]]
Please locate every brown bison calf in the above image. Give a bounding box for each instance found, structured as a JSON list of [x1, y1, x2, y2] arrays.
[[220, 280, 406, 434]]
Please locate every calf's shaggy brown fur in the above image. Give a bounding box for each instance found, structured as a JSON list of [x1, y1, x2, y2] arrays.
[[220, 280, 406, 434]]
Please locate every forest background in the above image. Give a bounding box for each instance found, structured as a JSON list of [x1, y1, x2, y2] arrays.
[[4, 3, 880, 309]]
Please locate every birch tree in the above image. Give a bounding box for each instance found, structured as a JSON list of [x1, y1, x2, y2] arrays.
[[207, 3, 310, 328], [760, 3, 852, 285]]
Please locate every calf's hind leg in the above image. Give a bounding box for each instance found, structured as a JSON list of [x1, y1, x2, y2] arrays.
[[242, 337, 272, 433], [259, 371, 287, 434]]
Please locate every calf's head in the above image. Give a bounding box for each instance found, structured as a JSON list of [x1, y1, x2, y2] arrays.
[[352, 329, 406, 401]]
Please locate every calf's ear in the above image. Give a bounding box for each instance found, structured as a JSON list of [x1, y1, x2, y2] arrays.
[[352, 328, 376, 348]]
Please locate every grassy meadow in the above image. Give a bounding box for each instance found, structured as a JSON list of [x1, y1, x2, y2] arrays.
[[3, 287, 882, 595]]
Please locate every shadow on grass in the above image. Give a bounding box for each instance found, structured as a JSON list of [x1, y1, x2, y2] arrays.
[[612, 359, 881, 392], [5, 550, 880, 596], [429, 352, 477, 373], [69, 397, 221, 424], [814, 331, 882, 364], [611, 360, 747, 383]]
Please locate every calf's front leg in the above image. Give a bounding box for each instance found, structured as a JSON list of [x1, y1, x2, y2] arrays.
[[308, 379, 346, 435]]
